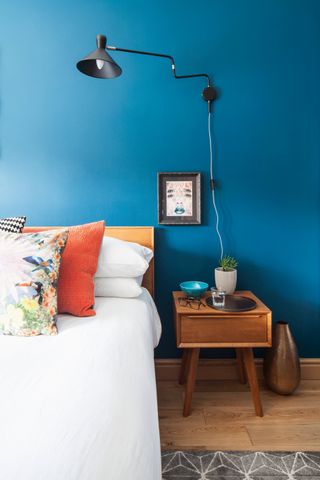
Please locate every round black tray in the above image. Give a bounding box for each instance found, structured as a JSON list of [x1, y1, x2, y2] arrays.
[[206, 295, 257, 312]]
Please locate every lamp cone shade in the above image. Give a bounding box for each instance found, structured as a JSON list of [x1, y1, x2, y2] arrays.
[[77, 35, 122, 79]]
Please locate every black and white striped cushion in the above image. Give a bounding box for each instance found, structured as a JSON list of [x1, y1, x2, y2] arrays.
[[0, 216, 27, 233]]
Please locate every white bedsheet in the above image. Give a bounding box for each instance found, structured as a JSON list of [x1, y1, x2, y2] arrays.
[[0, 288, 162, 480]]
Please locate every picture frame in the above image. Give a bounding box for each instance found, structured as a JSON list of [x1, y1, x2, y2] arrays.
[[158, 172, 201, 225]]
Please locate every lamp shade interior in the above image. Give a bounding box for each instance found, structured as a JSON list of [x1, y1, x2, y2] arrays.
[[76, 47, 122, 79]]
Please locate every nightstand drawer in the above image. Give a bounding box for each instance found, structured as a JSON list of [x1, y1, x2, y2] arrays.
[[180, 314, 268, 345]]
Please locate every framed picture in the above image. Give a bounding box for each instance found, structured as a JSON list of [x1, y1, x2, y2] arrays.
[[158, 172, 201, 225]]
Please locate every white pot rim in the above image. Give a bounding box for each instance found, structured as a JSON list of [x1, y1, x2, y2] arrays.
[[215, 267, 237, 272]]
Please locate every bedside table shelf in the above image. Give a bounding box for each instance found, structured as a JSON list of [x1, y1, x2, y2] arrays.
[[173, 290, 272, 417]]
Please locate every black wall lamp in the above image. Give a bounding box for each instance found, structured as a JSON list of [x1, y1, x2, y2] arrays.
[[76, 34, 218, 111], [76, 34, 224, 259]]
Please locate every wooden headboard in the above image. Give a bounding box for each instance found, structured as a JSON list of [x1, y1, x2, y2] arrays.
[[23, 226, 154, 298]]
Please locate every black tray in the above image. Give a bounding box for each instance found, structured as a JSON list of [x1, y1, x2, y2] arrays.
[[206, 295, 257, 312]]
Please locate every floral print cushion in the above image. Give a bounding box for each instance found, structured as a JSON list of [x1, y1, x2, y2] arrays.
[[0, 229, 68, 336]]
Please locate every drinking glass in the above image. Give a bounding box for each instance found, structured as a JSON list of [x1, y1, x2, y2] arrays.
[[210, 287, 226, 307]]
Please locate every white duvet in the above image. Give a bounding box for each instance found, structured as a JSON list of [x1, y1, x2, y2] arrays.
[[0, 289, 162, 480]]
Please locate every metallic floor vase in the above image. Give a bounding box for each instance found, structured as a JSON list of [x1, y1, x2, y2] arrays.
[[263, 321, 300, 395]]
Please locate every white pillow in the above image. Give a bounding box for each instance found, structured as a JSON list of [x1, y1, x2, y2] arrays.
[[96, 236, 153, 278], [94, 277, 143, 298]]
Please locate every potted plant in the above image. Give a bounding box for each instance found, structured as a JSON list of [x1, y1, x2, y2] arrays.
[[215, 256, 238, 294]]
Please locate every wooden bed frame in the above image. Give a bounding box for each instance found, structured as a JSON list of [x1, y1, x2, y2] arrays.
[[23, 226, 154, 298]]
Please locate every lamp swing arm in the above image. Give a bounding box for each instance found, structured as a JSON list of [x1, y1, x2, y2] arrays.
[[107, 45, 212, 87]]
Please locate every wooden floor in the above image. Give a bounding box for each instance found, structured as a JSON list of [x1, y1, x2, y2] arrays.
[[157, 379, 320, 451]]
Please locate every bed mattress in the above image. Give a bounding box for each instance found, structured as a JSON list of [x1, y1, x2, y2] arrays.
[[0, 288, 162, 480]]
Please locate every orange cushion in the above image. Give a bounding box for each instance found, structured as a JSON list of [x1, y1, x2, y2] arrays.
[[23, 221, 105, 316]]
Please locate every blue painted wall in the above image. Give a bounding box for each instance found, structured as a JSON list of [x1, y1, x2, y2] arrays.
[[1, 0, 319, 357]]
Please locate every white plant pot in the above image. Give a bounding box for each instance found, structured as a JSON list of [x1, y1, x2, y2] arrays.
[[214, 267, 237, 294]]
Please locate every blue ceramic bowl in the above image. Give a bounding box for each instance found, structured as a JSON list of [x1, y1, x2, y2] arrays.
[[180, 281, 209, 298]]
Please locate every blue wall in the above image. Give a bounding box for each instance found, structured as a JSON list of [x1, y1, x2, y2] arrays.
[[1, 0, 319, 357]]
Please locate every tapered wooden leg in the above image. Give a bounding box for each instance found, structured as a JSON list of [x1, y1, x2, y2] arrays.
[[242, 348, 263, 417], [183, 348, 200, 417], [179, 349, 191, 385], [236, 348, 247, 384]]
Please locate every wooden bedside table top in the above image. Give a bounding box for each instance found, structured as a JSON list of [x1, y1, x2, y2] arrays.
[[173, 290, 272, 349], [172, 290, 271, 316]]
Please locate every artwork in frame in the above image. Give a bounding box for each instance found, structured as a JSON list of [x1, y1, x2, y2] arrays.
[[158, 172, 201, 225]]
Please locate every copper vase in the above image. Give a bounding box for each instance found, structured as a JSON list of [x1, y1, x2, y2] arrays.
[[263, 321, 300, 395]]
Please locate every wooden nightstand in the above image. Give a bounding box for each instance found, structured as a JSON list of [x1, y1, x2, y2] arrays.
[[173, 290, 272, 417]]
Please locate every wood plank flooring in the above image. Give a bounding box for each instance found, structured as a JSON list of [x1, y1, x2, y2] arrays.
[[157, 379, 320, 451]]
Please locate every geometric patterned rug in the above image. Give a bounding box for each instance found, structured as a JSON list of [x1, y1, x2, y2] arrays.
[[161, 451, 320, 479]]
